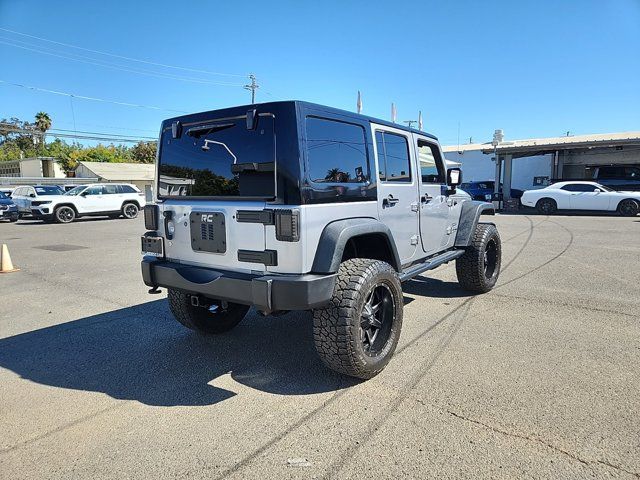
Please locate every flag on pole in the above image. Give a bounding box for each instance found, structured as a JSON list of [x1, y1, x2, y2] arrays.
[[418, 111, 423, 131], [357, 91, 362, 114], [391, 103, 397, 123]]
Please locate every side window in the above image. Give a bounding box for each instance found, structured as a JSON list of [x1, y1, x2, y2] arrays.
[[85, 186, 103, 195], [103, 184, 118, 194], [417, 140, 445, 184], [562, 184, 593, 192], [119, 185, 136, 193], [376, 131, 411, 182], [305, 117, 368, 183], [561, 184, 578, 192]]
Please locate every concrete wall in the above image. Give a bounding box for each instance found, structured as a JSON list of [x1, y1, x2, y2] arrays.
[[444, 149, 553, 190]]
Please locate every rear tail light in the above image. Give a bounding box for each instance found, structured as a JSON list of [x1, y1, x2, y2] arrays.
[[144, 204, 159, 230], [274, 209, 300, 242]]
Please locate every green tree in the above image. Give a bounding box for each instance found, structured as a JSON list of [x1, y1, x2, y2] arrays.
[[130, 141, 157, 164]]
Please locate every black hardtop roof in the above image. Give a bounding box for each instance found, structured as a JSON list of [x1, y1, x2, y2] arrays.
[[164, 100, 438, 141]]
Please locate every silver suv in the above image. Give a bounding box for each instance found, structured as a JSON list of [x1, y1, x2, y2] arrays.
[[141, 101, 501, 379]]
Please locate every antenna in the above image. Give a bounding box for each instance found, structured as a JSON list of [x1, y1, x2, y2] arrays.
[[244, 74, 259, 104], [357, 91, 362, 113], [391, 103, 397, 123]]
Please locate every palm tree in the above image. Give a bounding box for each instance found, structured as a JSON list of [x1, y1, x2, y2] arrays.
[[34, 112, 52, 152], [35, 112, 52, 133]]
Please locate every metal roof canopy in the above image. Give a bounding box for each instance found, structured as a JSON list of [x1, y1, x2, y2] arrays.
[[479, 131, 640, 204], [481, 131, 640, 158]]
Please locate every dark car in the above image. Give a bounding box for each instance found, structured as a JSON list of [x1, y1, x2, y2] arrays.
[[0, 191, 19, 222], [592, 165, 640, 192], [459, 181, 524, 201]]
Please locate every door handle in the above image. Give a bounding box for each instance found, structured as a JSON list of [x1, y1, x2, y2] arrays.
[[382, 194, 400, 207], [421, 194, 432, 203]]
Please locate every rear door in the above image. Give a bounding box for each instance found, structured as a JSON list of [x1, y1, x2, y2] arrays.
[[157, 112, 276, 272], [102, 184, 122, 211], [412, 136, 451, 254], [372, 124, 419, 264]]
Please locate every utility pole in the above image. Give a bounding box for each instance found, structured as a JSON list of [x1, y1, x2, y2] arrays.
[[403, 120, 417, 129], [244, 74, 259, 104]]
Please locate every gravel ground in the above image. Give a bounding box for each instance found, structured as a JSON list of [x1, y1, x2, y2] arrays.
[[0, 213, 638, 479]]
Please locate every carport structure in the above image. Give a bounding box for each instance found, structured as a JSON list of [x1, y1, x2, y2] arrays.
[[483, 131, 640, 200]]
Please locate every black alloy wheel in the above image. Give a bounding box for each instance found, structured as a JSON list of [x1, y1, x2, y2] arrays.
[[123, 203, 139, 219], [617, 199, 639, 217], [55, 206, 75, 223], [360, 283, 395, 356]]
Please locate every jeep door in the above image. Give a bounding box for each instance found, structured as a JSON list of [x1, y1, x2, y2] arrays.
[[412, 136, 451, 254], [372, 124, 419, 264]]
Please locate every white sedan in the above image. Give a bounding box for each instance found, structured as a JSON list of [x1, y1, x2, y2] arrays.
[[521, 181, 640, 216]]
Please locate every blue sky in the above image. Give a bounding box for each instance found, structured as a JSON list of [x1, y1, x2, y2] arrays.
[[1, 0, 639, 146]]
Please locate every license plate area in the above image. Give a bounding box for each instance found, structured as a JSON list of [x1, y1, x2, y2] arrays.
[[141, 236, 164, 256], [190, 211, 226, 253]]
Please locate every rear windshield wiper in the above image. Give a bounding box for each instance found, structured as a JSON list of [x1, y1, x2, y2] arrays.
[[187, 123, 235, 138]]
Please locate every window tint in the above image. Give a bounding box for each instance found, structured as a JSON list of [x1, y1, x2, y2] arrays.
[[85, 186, 103, 195], [561, 184, 596, 192], [305, 117, 368, 183], [34, 186, 63, 195], [103, 184, 118, 194], [417, 141, 444, 183], [118, 185, 136, 193], [625, 167, 640, 179], [376, 131, 411, 182], [598, 167, 623, 178], [159, 115, 275, 198]]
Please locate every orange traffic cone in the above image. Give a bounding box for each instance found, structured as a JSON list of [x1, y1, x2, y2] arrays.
[[0, 244, 19, 273]]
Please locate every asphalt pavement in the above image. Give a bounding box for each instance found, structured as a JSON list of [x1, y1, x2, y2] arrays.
[[1, 213, 638, 479]]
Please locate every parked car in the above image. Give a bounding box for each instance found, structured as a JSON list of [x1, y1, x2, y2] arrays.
[[11, 185, 65, 216], [521, 181, 640, 216], [0, 191, 19, 222], [29, 183, 146, 223], [459, 181, 524, 201], [591, 165, 640, 191], [0, 187, 15, 198]]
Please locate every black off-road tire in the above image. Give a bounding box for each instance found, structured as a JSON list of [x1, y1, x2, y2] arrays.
[[456, 223, 501, 293], [617, 199, 639, 217], [312, 258, 403, 379], [54, 205, 76, 224], [122, 202, 139, 219], [536, 198, 557, 215], [167, 289, 249, 334]]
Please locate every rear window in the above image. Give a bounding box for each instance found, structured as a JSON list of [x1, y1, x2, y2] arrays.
[[158, 114, 275, 198]]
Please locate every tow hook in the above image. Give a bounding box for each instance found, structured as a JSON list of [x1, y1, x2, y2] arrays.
[[148, 286, 162, 294]]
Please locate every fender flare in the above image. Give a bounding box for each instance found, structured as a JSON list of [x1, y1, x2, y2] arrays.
[[311, 217, 402, 274], [454, 201, 495, 247]]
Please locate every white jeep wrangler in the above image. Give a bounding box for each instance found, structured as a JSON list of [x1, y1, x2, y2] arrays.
[[141, 101, 501, 379]]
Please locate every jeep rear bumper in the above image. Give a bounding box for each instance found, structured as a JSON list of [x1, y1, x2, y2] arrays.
[[141, 256, 336, 312]]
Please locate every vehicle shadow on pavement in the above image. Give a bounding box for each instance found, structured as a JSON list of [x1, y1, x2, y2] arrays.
[[402, 276, 470, 299], [0, 299, 356, 407]]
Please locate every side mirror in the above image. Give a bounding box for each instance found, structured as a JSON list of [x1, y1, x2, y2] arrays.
[[446, 168, 462, 192], [80, 191, 88, 196], [593, 189, 600, 193], [29, 193, 36, 198]]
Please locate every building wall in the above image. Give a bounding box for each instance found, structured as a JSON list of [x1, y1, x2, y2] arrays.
[[444, 149, 553, 190], [19, 159, 44, 177]]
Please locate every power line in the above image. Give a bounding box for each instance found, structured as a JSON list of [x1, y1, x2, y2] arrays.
[[0, 27, 247, 78], [0, 39, 245, 86], [0, 79, 188, 113], [1, 126, 155, 144]]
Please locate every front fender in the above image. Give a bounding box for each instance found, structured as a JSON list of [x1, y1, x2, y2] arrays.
[[454, 201, 495, 247]]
